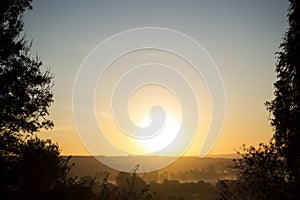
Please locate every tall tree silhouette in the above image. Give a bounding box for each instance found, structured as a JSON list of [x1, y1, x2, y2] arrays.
[[0, 0, 53, 135], [214, 1, 299, 199], [265, 0, 300, 192], [0, 1, 70, 199]]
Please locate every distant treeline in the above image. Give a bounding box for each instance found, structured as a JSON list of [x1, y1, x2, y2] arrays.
[[69, 156, 235, 183], [63, 156, 236, 200], [79, 170, 219, 200]]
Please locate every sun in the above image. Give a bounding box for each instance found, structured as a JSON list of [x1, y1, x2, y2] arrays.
[[95, 110, 182, 155], [95, 82, 184, 155], [138, 115, 180, 153]]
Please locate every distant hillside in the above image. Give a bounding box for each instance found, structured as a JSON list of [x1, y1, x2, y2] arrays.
[[68, 156, 235, 183], [207, 154, 238, 159]]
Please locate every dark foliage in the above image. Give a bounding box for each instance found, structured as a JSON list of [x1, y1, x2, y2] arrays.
[[114, 166, 153, 200], [0, 0, 54, 134], [0, 1, 92, 199], [0, 134, 96, 200], [215, 0, 300, 199], [214, 142, 287, 200], [81, 169, 153, 200], [265, 0, 300, 193], [151, 179, 215, 200]]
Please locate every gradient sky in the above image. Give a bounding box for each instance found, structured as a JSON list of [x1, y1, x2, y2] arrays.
[[23, 0, 289, 156]]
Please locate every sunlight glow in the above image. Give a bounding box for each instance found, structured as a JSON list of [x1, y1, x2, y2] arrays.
[[138, 115, 180, 153]]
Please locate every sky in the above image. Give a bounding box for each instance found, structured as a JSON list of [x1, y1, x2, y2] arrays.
[[23, 0, 289, 156]]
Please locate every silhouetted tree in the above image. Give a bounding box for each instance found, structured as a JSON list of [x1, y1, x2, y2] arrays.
[[116, 167, 152, 200], [265, 0, 300, 195], [0, 0, 53, 135], [0, 134, 99, 200], [214, 142, 287, 200], [18, 137, 72, 199], [0, 1, 95, 199], [215, 0, 299, 199]]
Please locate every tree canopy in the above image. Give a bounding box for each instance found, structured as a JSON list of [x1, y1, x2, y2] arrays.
[[0, 1, 69, 199], [265, 0, 300, 189], [215, 0, 299, 199], [0, 0, 54, 134]]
